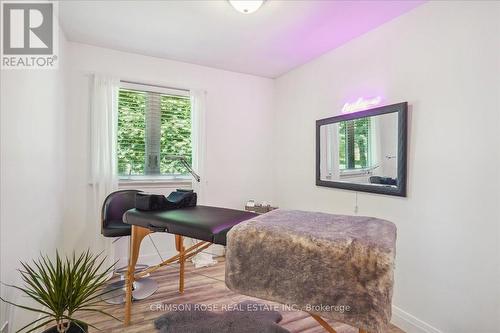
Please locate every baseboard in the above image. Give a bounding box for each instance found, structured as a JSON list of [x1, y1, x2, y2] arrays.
[[116, 251, 176, 268], [392, 305, 443, 333], [117, 244, 225, 268]]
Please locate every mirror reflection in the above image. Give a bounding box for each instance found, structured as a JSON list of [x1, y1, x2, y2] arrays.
[[319, 112, 399, 187]]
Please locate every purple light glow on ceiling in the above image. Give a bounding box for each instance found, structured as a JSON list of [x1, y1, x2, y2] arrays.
[[271, 1, 425, 72]]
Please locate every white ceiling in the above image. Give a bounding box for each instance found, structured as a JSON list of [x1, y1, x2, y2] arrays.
[[59, 0, 423, 78]]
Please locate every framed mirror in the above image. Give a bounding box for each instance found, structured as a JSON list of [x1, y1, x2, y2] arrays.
[[316, 102, 407, 197]]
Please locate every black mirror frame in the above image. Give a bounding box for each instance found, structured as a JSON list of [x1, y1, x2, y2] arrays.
[[316, 102, 408, 197]]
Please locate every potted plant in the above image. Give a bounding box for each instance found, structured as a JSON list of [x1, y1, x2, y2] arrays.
[[0, 250, 120, 333]]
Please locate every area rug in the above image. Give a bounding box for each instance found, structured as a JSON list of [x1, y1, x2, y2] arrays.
[[154, 300, 290, 333]]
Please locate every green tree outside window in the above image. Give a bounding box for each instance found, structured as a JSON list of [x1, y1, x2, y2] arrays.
[[338, 117, 371, 170], [117, 88, 192, 176]]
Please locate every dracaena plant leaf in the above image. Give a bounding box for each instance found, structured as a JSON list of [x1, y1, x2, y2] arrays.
[[0, 250, 121, 332]]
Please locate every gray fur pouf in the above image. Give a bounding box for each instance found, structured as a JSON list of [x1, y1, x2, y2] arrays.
[[154, 301, 290, 333]]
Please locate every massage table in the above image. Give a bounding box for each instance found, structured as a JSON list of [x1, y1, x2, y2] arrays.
[[122, 205, 258, 325], [123, 206, 396, 333]]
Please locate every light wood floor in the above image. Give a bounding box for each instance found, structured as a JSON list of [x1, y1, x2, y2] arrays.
[[78, 259, 405, 333]]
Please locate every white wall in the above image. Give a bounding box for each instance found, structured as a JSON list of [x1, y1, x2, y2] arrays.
[[64, 43, 275, 262], [273, 2, 500, 333], [0, 35, 69, 331]]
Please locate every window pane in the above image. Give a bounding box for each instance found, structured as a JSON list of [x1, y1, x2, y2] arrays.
[[159, 95, 192, 174], [117, 89, 146, 175], [353, 118, 370, 168], [338, 117, 371, 170]]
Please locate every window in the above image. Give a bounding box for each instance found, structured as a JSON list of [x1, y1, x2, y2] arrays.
[[338, 117, 371, 171], [117, 82, 192, 178]]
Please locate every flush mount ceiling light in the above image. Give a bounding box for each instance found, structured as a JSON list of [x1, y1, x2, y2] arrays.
[[229, 0, 265, 14]]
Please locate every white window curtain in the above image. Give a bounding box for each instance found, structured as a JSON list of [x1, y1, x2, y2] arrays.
[[89, 74, 120, 263], [327, 124, 340, 179], [370, 116, 383, 175], [190, 89, 207, 204], [189, 89, 220, 265]]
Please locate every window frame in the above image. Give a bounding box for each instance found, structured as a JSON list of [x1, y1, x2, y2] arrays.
[[117, 81, 192, 182], [120, 82, 189, 99]]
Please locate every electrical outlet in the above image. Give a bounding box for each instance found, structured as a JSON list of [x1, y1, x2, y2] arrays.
[[1, 321, 8, 333]]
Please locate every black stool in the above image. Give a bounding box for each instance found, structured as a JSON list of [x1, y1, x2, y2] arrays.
[[101, 190, 158, 304]]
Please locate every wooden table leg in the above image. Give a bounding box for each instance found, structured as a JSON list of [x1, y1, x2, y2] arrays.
[[175, 235, 185, 294], [309, 313, 337, 333], [124, 226, 151, 326]]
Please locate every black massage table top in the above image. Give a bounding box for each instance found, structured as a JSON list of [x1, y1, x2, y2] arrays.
[[123, 205, 258, 245]]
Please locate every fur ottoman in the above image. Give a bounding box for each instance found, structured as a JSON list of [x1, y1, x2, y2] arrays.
[[225, 209, 397, 333]]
